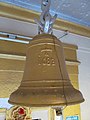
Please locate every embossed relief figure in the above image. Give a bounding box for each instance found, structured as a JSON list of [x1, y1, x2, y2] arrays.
[[38, 48, 55, 66]]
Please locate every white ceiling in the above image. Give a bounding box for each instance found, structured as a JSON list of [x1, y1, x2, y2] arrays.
[[0, 0, 90, 27]]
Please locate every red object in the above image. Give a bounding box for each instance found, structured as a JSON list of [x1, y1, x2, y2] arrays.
[[18, 108, 25, 114]]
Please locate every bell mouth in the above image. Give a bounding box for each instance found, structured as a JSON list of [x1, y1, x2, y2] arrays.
[[8, 100, 84, 107], [8, 87, 84, 107]]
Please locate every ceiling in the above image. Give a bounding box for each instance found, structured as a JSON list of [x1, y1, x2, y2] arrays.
[[0, 0, 90, 27]]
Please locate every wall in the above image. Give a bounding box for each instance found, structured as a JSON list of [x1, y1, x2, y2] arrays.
[[61, 33, 90, 120], [78, 47, 90, 120], [0, 113, 6, 120], [0, 109, 6, 120], [32, 110, 49, 120]]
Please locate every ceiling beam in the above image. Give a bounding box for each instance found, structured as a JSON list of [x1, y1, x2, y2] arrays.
[[0, 54, 80, 66], [0, 2, 90, 38], [0, 39, 77, 58], [0, 40, 27, 55]]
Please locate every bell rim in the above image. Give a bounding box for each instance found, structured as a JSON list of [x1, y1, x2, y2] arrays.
[[8, 99, 84, 107]]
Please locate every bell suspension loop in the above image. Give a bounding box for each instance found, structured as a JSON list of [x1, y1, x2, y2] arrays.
[[35, 0, 57, 34]]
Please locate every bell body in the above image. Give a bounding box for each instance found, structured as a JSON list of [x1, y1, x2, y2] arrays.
[[9, 34, 84, 107]]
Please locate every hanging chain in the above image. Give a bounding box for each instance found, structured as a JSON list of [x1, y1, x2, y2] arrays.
[[35, 0, 57, 34]]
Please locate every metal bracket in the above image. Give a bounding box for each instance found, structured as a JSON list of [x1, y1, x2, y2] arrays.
[[35, 0, 57, 34], [8, 34, 16, 39]]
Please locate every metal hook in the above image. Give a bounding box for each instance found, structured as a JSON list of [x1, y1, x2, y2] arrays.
[[35, 0, 57, 34]]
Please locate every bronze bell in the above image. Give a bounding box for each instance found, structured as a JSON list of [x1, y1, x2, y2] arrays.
[[8, 34, 84, 107]]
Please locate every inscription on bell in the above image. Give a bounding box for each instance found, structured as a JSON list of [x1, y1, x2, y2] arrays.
[[38, 48, 55, 66]]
